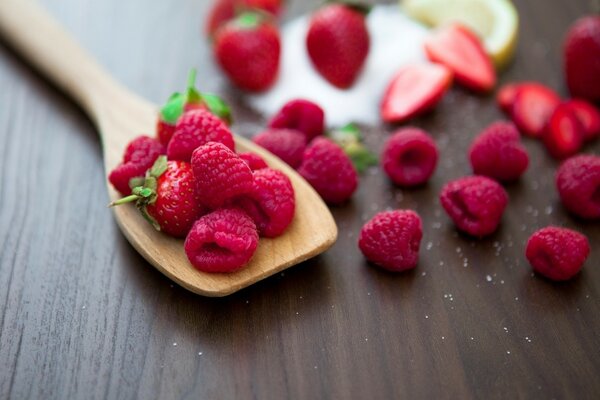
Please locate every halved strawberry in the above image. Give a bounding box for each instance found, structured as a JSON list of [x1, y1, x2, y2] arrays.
[[381, 63, 453, 124], [511, 83, 561, 138], [424, 23, 496, 93], [496, 83, 519, 114], [563, 99, 600, 142], [543, 104, 585, 159]]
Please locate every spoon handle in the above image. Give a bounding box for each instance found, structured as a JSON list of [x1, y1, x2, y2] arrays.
[[0, 0, 125, 125]]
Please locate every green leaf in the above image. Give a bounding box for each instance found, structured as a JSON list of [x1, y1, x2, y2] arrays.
[[160, 92, 186, 124], [149, 155, 168, 178], [201, 92, 233, 125], [345, 142, 378, 173]]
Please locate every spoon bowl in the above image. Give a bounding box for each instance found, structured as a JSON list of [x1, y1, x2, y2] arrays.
[[0, 0, 338, 296]]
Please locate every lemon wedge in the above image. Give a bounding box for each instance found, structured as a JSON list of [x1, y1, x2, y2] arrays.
[[402, 0, 519, 69]]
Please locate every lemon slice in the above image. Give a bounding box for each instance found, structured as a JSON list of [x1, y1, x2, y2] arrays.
[[402, 0, 519, 69]]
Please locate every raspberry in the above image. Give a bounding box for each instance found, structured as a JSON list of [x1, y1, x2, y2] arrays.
[[468, 121, 529, 182], [236, 168, 295, 237], [191, 142, 254, 209], [167, 109, 235, 162], [268, 99, 325, 140], [556, 154, 600, 219], [297, 137, 358, 204], [109, 136, 165, 195], [526, 227, 590, 281], [382, 127, 438, 187], [252, 129, 307, 168], [440, 176, 508, 237], [184, 208, 259, 273], [238, 152, 268, 171], [358, 210, 423, 272]]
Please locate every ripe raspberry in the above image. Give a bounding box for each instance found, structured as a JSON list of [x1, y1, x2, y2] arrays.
[[109, 136, 165, 195], [526, 227, 590, 281], [468, 121, 529, 182], [252, 129, 307, 168], [167, 109, 234, 162], [268, 99, 325, 140], [382, 128, 438, 187], [236, 168, 295, 237], [238, 152, 268, 170], [440, 176, 508, 237], [556, 154, 600, 219], [297, 137, 358, 204], [358, 210, 423, 272], [184, 208, 259, 273], [191, 142, 254, 209]]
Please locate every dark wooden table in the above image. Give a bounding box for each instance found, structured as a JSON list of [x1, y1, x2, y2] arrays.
[[1, 0, 599, 398]]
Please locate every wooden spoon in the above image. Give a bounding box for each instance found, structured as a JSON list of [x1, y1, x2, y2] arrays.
[[0, 0, 337, 296]]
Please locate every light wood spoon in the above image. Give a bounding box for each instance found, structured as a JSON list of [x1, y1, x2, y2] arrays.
[[0, 0, 337, 296]]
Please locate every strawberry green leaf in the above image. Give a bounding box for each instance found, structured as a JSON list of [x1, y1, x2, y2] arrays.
[[345, 141, 378, 173], [160, 92, 186, 125], [149, 156, 168, 178], [201, 92, 233, 125], [327, 123, 378, 173]]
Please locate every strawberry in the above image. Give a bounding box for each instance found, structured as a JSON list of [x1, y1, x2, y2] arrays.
[[424, 23, 496, 93], [110, 156, 204, 238], [381, 63, 453, 123], [157, 70, 232, 146], [564, 16, 600, 103], [306, 3, 370, 89], [205, 0, 285, 37], [543, 104, 585, 160], [563, 99, 600, 142], [214, 12, 281, 92], [510, 83, 561, 137]]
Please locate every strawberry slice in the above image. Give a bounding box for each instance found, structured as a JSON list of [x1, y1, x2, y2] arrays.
[[511, 83, 561, 137], [563, 99, 600, 142], [424, 23, 496, 93], [496, 83, 519, 114], [381, 63, 453, 123], [543, 104, 585, 159]]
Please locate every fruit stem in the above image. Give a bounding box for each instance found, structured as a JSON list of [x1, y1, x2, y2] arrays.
[[108, 194, 139, 208]]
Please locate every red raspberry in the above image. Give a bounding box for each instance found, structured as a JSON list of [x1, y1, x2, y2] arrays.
[[297, 137, 358, 204], [268, 99, 325, 140], [252, 129, 307, 168], [167, 109, 235, 162], [238, 152, 268, 170], [556, 154, 600, 219], [468, 121, 529, 182], [236, 168, 295, 237], [526, 227, 590, 281], [440, 176, 508, 237], [184, 208, 259, 273], [191, 142, 254, 209], [109, 136, 165, 195], [358, 210, 423, 272], [382, 127, 438, 187]]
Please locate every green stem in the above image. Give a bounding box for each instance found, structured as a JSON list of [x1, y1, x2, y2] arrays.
[[108, 194, 140, 208]]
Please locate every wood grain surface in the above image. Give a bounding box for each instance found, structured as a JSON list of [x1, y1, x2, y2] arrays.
[[1, 0, 599, 398]]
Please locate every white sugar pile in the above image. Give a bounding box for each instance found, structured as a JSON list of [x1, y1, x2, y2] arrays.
[[246, 5, 429, 127]]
